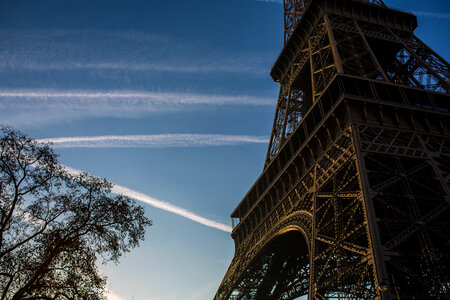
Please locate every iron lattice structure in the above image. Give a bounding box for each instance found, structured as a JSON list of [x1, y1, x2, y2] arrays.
[[215, 0, 450, 299]]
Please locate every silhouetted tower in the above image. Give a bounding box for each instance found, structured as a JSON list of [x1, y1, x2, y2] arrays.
[[215, 0, 450, 299]]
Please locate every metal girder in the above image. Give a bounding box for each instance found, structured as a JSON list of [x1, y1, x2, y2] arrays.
[[217, 128, 380, 299], [283, 0, 387, 45], [265, 10, 449, 166], [265, 17, 335, 167], [357, 127, 450, 298], [217, 0, 450, 299]]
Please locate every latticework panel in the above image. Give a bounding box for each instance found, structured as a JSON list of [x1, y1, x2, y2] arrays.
[[327, 15, 386, 80], [356, 125, 450, 298], [219, 0, 450, 298], [215, 212, 312, 300], [388, 35, 450, 93], [310, 20, 338, 100], [283, 0, 387, 45], [311, 128, 377, 299], [216, 127, 380, 300], [327, 13, 450, 93], [284, 0, 310, 45], [266, 17, 335, 166], [228, 232, 309, 300], [268, 8, 450, 166]]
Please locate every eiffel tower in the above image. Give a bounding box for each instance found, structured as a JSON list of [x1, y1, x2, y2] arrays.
[[215, 0, 450, 299]]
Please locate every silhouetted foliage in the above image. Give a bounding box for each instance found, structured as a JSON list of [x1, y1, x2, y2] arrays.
[[0, 126, 152, 299]]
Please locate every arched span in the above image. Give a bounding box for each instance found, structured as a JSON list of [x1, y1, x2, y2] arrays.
[[269, 211, 312, 248], [225, 212, 312, 300]]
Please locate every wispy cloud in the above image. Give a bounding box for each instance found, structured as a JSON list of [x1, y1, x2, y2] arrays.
[[112, 184, 232, 232], [37, 134, 269, 148], [65, 166, 232, 233], [0, 29, 278, 127], [11, 61, 264, 75], [0, 89, 274, 126], [0, 29, 273, 76], [412, 11, 450, 19], [0, 89, 272, 105]]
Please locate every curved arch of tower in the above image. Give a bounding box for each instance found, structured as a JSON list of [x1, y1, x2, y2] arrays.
[[227, 219, 311, 299], [216, 0, 450, 299]]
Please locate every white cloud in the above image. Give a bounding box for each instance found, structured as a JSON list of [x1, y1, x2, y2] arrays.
[[0, 89, 272, 105], [0, 89, 274, 126], [0, 29, 273, 75], [37, 134, 269, 148], [10, 61, 264, 75], [64, 166, 232, 233], [111, 184, 232, 233]]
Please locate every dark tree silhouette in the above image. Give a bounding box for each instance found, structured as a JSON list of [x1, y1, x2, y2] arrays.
[[0, 126, 152, 299]]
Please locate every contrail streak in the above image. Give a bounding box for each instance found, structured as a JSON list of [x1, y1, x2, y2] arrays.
[[111, 185, 232, 232], [0, 89, 274, 126], [0, 89, 273, 105], [64, 166, 232, 233], [37, 134, 269, 148], [0, 29, 272, 75], [6, 61, 266, 75]]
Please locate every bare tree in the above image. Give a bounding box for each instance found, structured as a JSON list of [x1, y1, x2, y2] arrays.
[[0, 126, 152, 299]]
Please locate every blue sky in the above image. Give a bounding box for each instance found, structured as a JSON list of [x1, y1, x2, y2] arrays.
[[0, 0, 449, 299]]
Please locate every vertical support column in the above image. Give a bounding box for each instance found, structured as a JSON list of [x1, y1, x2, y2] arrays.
[[308, 19, 337, 102], [351, 125, 389, 299], [324, 14, 343, 74], [284, 0, 308, 45], [354, 21, 390, 82], [308, 39, 317, 104], [417, 135, 450, 197], [308, 164, 318, 300], [265, 86, 286, 167], [280, 82, 292, 146]]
